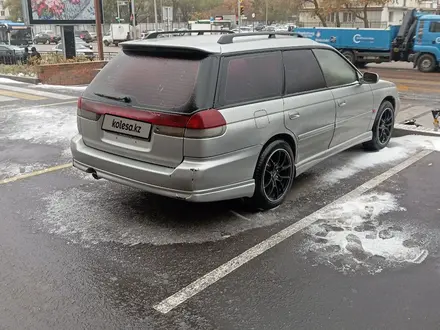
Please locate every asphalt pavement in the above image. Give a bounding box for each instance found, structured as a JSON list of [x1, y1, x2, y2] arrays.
[[1, 79, 440, 329]]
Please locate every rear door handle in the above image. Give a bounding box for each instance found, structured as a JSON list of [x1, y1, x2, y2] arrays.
[[338, 100, 347, 107], [288, 112, 300, 120]]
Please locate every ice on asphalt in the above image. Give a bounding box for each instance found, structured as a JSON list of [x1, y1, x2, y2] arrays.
[[30, 84, 87, 92], [0, 105, 77, 178], [301, 191, 431, 274], [321, 135, 440, 184], [0, 77, 27, 84], [0, 105, 77, 145]]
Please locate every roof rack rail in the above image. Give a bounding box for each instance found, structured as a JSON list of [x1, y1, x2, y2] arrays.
[[145, 30, 234, 39], [217, 31, 303, 44]]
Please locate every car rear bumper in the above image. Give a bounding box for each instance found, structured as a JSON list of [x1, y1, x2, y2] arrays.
[[70, 135, 257, 202]]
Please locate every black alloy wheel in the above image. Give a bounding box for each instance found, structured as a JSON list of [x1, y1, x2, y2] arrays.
[[363, 100, 395, 151], [262, 148, 293, 202], [377, 107, 393, 145], [249, 140, 295, 210]]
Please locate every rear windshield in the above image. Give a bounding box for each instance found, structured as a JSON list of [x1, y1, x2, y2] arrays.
[[84, 49, 217, 113]]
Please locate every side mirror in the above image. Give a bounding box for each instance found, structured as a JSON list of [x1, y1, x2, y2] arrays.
[[361, 71, 379, 84]]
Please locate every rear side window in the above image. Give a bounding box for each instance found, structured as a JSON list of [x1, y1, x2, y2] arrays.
[[429, 21, 440, 33], [217, 52, 283, 107], [312, 49, 358, 87], [282, 49, 326, 95], [84, 50, 216, 113]]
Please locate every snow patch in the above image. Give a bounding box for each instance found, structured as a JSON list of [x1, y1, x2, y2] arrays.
[[0, 77, 27, 84], [321, 135, 440, 184], [31, 84, 87, 92], [39, 183, 283, 246], [302, 192, 429, 274], [0, 106, 77, 145]]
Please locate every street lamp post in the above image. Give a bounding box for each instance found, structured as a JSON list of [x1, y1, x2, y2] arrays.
[[154, 0, 158, 31], [265, 0, 268, 25], [94, 0, 104, 60], [130, 0, 136, 39]]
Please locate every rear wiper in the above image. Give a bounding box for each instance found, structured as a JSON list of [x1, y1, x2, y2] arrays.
[[94, 92, 131, 103]]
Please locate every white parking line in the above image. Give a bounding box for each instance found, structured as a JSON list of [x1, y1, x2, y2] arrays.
[[0, 84, 76, 100], [153, 149, 433, 314]]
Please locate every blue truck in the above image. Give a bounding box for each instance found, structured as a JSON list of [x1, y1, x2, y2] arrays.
[[295, 9, 440, 72]]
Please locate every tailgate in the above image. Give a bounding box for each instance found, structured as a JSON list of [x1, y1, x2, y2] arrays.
[[79, 48, 217, 168]]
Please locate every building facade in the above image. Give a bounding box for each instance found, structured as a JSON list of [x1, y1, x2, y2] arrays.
[[0, 0, 9, 20], [298, 0, 438, 28]]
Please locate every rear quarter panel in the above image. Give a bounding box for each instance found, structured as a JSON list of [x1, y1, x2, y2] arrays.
[[183, 99, 288, 158], [183, 99, 292, 188]]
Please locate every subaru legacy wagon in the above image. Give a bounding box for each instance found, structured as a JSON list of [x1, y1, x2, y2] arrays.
[[71, 31, 400, 210]]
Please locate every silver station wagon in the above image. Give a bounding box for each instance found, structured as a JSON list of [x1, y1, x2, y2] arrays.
[[71, 31, 400, 210]]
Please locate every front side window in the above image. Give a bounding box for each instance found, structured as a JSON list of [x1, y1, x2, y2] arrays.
[[217, 51, 283, 107], [429, 21, 440, 33], [313, 48, 358, 87], [282, 49, 326, 95]]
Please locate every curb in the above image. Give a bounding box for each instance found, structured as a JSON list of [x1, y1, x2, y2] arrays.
[[393, 123, 440, 137], [0, 74, 40, 84]]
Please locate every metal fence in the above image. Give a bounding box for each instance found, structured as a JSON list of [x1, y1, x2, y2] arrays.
[[0, 50, 119, 66], [31, 22, 190, 37], [0, 50, 27, 65], [37, 51, 119, 62], [297, 20, 389, 28]]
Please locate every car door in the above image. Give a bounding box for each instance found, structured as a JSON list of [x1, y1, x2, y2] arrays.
[[313, 48, 374, 148], [282, 49, 336, 164], [424, 20, 440, 59]]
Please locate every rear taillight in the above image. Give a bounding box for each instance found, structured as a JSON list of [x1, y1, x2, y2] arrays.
[[153, 109, 226, 138], [80, 98, 226, 138], [184, 109, 226, 138], [77, 97, 101, 120]]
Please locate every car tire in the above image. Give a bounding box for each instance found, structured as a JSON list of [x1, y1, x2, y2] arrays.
[[363, 100, 395, 151], [417, 53, 436, 73], [248, 140, 295, 210], [342, 50, 355, 64], [104, 40, 109, 46]]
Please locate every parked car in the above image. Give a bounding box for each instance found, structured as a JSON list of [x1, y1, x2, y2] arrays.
[[52, 43, 94, 59], [75, 37, 93, 49], [89, 32, 97, 41], [33, 31, 60, 44], [43, 30, 61, 43], [0, 44, 25, 64], [254, 23, 265, 31], [263, 26, 276, 32], [71, 31, 400, 210], [231, 27, 252, 33], [74, 30, 93, 43]]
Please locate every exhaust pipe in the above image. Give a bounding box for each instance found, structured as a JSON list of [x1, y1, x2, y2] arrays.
[[86, 168, 101, 180]]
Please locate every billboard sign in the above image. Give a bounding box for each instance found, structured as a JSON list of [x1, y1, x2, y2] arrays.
[[25, 0, 103, 24]]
